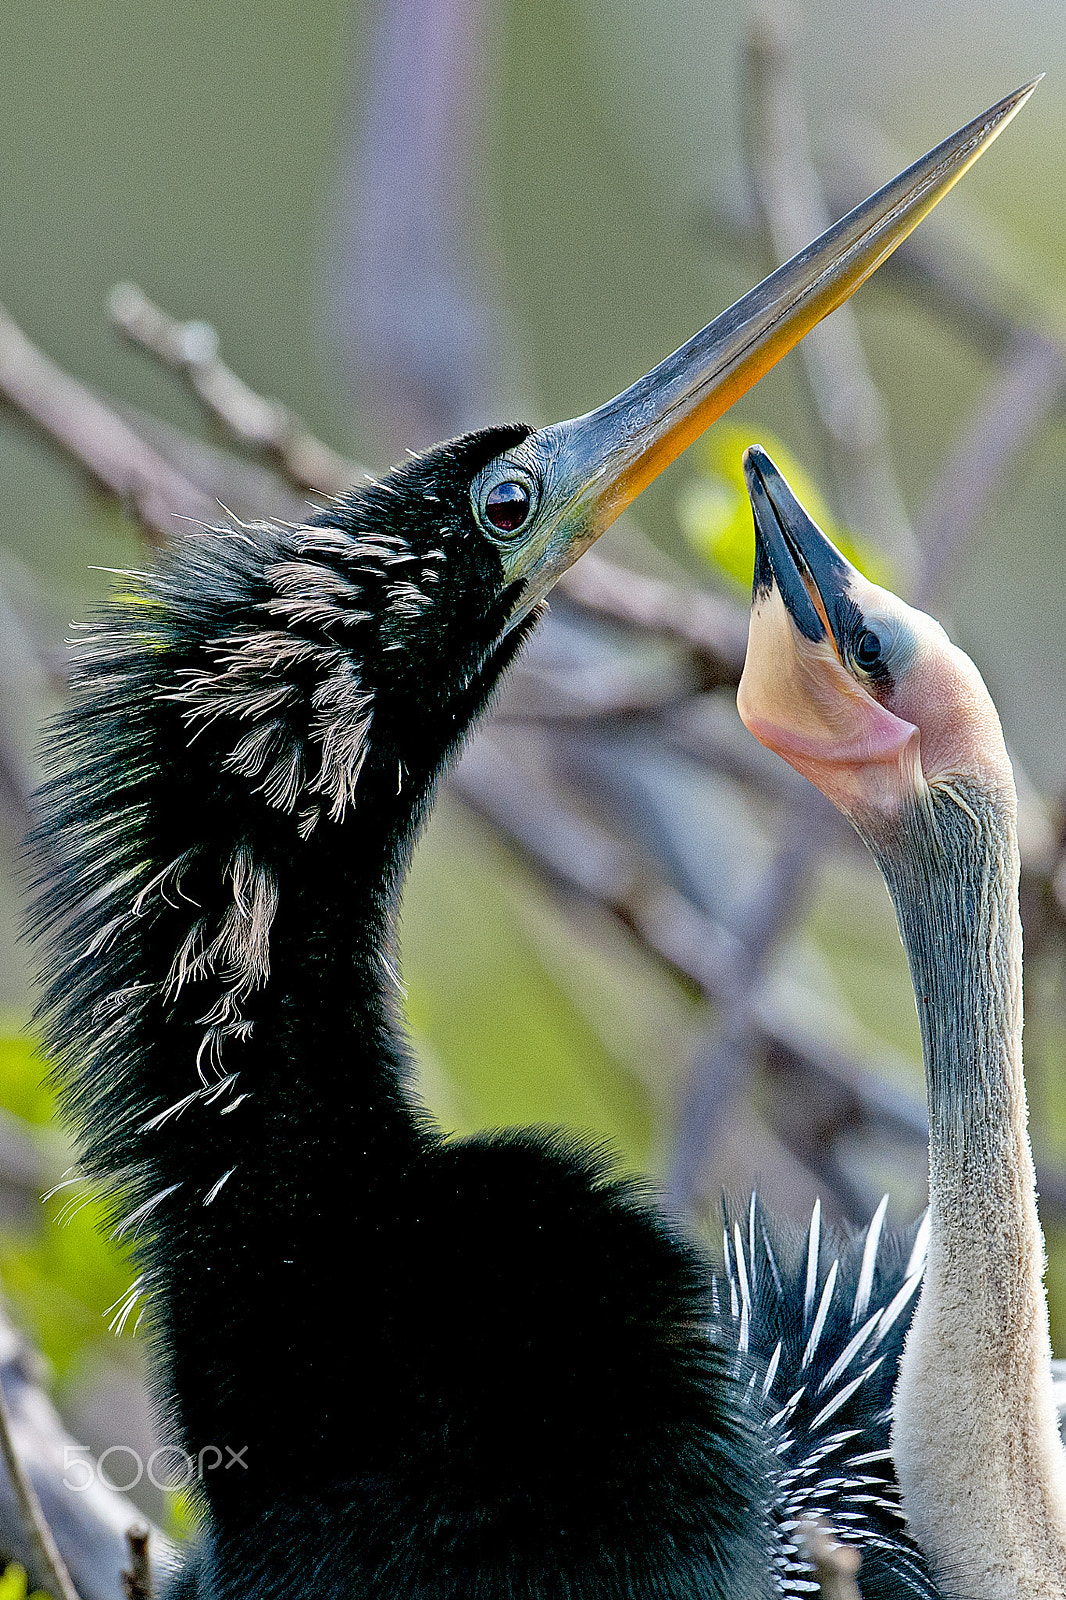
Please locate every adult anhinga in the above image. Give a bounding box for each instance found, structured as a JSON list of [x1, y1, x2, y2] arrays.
[[738, 445, 1066, 1597], [29, 89, 1030, 1600]]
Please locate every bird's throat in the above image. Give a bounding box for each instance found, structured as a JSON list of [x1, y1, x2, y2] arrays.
[[859, 781, 1066, 1597], [861, 782, 1024, 1173]]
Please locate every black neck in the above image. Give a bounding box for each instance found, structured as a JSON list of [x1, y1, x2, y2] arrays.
[[31, 548, 529, 1514], [133, 752, 436, 1507], [33, 510, 793, 1596]]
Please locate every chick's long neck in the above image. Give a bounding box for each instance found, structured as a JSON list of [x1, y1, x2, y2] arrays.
[[862, 778, 1066, 1597]]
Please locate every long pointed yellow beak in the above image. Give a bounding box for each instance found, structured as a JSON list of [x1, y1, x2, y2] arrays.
[[494, 80, 1037, 613]]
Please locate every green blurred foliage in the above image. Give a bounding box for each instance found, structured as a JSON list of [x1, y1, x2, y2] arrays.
[[1, 1197, 136, 1390], [0, 1036, 135, 1389], [403, 799, 702, 1166], [678, 424, 889, 589], [0, 1037, 54, 1130], [0, 1563, 51, 1600], [166, 1489, 198, 1544]]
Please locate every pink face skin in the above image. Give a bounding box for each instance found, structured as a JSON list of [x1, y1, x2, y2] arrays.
[[737, 565, 1013, 822]]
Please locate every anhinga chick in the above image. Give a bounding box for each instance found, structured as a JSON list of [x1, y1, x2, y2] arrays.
[[739, 445, 1066, 1599]]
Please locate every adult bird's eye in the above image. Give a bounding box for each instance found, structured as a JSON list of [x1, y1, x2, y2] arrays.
[[483, 480, 532, 534], [854, 628, 884, 669]]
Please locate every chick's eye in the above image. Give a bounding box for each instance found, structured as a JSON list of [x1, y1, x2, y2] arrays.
[[854, 628, 884, 668], [484, 481, 532, 533]]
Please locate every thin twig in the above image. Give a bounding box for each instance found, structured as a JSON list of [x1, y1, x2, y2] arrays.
[[106, 284, 751, 689], [113, 276, 751, 688], [121, 1526, 151, 1600], [0, 306, 215, 545], [743, 7, 920, 584], [5, 287, 748, 695], [109, 283, 359, 498], [914, 328, 1066, 604], [453, 732, 746, 1000], [0, 1361, 81, 1600], [796, 1520, 862, 1600], [7, 239, 1066, 1230], [651, 4, 926, 1210], [452, 732, 945, 1218], [115, 404, 318, 528], [555, 556, 748, 686], [704, 112, 1047, 364], [824, 112, 1051, 351]]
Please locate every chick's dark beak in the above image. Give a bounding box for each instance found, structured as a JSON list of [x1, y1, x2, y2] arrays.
[[737, 445, 921, 816], [742, 443, 861, 656]]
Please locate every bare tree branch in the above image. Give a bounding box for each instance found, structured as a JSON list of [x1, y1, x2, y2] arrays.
[[915, 329, 1066, 604], [0, 307, 215, 546], [0, 1325, 82, 1600], [110, 284, 360, 499], [3, 296, 748, 697], [0, 1303, 171, 1600], [555, 559, 748, 687], [796, 1520, 862, 1600], [452, 731, 950, 1223], [743, 8, 920, 583], [329, 0, 516, 449], [652, 7, 924, 1211], [112, 405, 317, 528], [8, 289, 1065, 1220], [824, 110, 1047, 350], [121, 1526, 152, 1600]]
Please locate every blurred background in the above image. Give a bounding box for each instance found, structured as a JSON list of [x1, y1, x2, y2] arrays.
[[1, 0, 1066, 1579]]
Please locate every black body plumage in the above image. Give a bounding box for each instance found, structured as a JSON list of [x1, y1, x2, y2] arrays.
[[720, 1197, 936, 1599], [28, 428, 936, 1598]]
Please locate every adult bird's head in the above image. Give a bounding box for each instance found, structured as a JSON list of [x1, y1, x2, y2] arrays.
[[197, 83, 1029, 821], [107, 84, 1032, 883], [736, 444, 1013, 823], [430, 79, 1035, 639]]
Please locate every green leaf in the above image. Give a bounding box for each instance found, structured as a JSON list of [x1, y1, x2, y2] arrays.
[[0, 1561, 51, 1600], [0, 1036, 138, 1386], [0, 1189, 139, 1384], [678, 423, 890, 589], [0, 1035, 55, 1128]]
